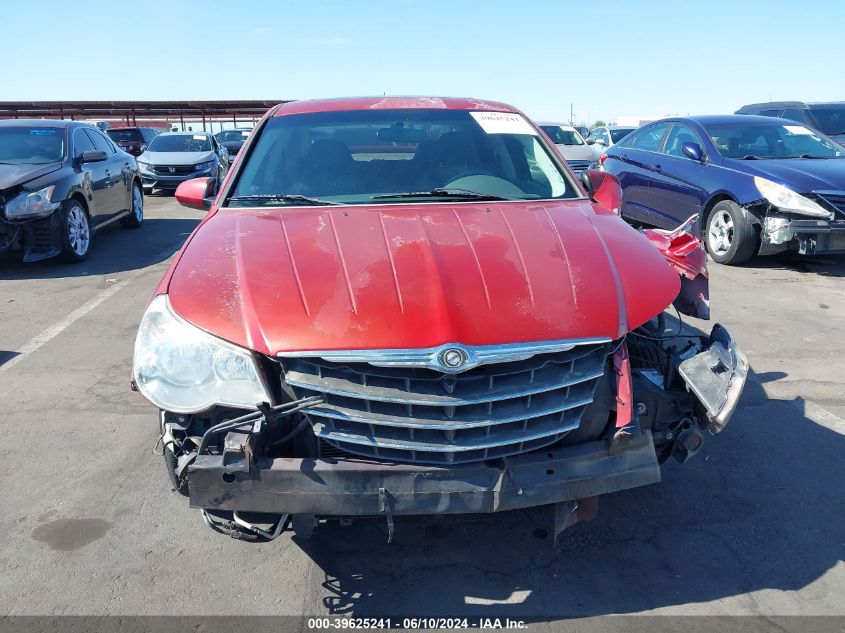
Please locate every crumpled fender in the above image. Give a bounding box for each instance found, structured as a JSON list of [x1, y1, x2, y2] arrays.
[[642, 215, 710, 320]]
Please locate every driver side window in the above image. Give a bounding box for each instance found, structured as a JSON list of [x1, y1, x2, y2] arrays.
[[627, 123, 670, 152], [73, 128, 96, 158], [663, 124, 703, 158]]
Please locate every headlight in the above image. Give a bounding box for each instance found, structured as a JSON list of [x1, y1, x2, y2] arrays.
[[194, 161, 213, 172], [138, 161, 154, 172], [754, 177, 832, 218], [4, 186, 60, 220], [133, 295, 271, 413]]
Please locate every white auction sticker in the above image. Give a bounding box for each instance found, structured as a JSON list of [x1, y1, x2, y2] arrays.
[[470, 111, 537, 135], [783, 125, 814, 135], [193, 134, 206, 140]]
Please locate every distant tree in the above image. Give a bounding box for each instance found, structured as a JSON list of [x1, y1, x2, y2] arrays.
[[593, 120, 606, 127]]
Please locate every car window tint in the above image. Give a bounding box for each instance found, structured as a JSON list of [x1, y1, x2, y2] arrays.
[[73, 128, 97, 157], [609, 128, 635, 144], [663, 124, 702, 158], [229, 108, 577, 205], [86, 129, 115, 155], [781, 109, 807, 124], [626, 123, 670, 152]]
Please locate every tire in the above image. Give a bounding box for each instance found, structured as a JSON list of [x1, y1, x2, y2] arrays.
[[120, 183, 144, 229], [60, 200, 91, 262], [704, 200, 757, 265]]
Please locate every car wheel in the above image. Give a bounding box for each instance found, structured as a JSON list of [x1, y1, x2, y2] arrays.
[[705, 201, 757, 265], [60, 200, 91, 262], [120, 183, 144, 229]]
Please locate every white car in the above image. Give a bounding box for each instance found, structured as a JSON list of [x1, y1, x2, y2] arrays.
[[538, 122, 600, 176]]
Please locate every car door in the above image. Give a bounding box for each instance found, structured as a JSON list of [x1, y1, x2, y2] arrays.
[[646, 123, 708, 228], [72, 128, 110, 224], [604, 122, 669, 226], [86, 128, 132, 217]]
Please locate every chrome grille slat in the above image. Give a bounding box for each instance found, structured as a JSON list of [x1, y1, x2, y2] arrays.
[[281, 341, 613, 464]]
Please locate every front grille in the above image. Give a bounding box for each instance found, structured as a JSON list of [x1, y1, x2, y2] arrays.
[[280, 342, 613, 464], [817, 192, 845, 218], [566, 159, 592, 173], [152, 164, 194, 175]]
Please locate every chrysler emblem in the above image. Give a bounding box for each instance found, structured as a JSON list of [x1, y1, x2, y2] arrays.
[[439, 348, 468, 369]]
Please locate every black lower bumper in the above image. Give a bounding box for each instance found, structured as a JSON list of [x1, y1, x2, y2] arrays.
[[187, 432, 661, 516], [790, 219, 845, 255]]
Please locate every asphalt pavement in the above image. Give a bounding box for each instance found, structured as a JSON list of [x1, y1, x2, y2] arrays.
[[0, 194, 843, 622]]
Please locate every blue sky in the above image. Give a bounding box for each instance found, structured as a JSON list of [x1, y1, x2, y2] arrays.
[[4, 0, 842, 124]]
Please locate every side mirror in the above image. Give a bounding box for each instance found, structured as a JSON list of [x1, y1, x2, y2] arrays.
[[582, 169, 622, 214], [586, 139, 596, 145], [682, 142, 705, 162], [80, 150, 108, 163], [594, 138, 607, 147], [175, 177, 215, 210]]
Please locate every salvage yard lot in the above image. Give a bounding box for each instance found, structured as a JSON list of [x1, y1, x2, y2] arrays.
[[0, 194, 843, 618]]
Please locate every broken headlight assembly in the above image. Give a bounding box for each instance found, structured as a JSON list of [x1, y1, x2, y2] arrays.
[[4, 185, 61, 220], [753, 176, 832, 218], [133, 295, 271, 413]]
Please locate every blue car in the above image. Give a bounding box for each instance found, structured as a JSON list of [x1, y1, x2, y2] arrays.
[[602, 115, 845, 264]]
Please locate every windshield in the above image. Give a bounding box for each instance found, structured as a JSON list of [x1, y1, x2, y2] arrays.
[[217, 130, 250, 142], [0, 127, 65, 165], [148, 134, 211, 153], [228, 109, 576, 206], [610, 128, 636, 143], [703, 121, 844, 159], [540, 126, 585, 146], [106, 129, 142, 142], [807, 106, 845, 136]]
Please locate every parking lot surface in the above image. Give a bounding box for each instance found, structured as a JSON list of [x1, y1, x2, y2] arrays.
[[0, 195, 843, 620]]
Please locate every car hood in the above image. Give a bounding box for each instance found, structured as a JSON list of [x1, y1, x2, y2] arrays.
[[556, 144, 600, 161], [139, 151, 215, 165], [0, 162, 62, 191], [727, 157, 845, 192], [166, 201, 681, 355]]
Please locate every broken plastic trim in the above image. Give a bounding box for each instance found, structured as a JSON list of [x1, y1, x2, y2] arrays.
[[678, 324, 748, 433]]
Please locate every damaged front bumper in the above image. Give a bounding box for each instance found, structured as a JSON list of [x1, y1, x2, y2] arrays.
[[762, 215, 845, 255], [0, 213, 62, 262], [188, 432, 661, 516], [186, 325, 746, 521]]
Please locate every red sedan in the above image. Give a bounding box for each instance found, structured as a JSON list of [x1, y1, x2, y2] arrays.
[[132, 97, 746, 542]]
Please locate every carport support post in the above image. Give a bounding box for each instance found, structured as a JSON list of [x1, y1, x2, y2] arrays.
[[202, 111, 206, 132], [180, 112, 185, 132]]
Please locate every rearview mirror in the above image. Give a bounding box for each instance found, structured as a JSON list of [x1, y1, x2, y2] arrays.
[[682, 142, 705, 162], [581, 169, 622, 214], [175, 177, 215, 210], [80, 150, 108, 163]]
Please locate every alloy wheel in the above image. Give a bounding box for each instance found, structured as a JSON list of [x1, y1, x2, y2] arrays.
[[67, 206, 90, 256], [133, 186, 144, 223], [708, 210, 734, 256]]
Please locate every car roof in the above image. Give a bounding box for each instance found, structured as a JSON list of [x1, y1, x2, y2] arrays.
[[739, 101, 845, 109], [537, 121, 575, 129], [0, 118, 75, 129], [158, 131, 211, 136], [684, 114, 804, 125], [272, 96, 518, 117]]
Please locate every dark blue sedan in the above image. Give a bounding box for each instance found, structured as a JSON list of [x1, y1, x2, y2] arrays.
[[603, 115, 845, 264]]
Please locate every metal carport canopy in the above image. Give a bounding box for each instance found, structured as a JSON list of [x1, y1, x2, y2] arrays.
[[0, 100, 290, 121]]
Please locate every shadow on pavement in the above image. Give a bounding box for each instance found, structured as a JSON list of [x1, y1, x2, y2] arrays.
[[0, 217, 200, 280], [290, 365, 844, 619], [738, 252, 845, 277]]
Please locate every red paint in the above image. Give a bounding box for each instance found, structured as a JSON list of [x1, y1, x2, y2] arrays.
[[165, 200, 680, 355], [612, 343, 633, 428], [584, 170, 623, 215], [157, 97, 686, 357], [175, 178, 213, 210]]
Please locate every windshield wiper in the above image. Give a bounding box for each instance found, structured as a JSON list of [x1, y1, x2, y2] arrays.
[[371, 188, 512, 201], [797, 154, 835, 159], [227, 194, 339, 206], [739, 155, 759, 160]]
